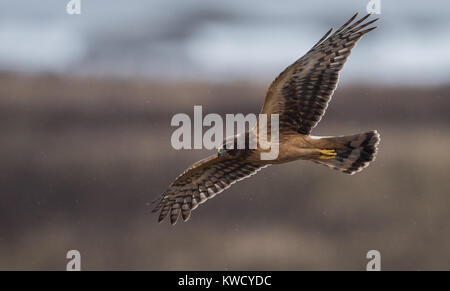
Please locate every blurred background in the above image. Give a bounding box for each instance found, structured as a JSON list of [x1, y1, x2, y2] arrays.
[[0, 0, 449, 270]]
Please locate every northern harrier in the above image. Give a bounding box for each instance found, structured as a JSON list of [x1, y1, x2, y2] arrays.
[[153, 13, 380, 225]]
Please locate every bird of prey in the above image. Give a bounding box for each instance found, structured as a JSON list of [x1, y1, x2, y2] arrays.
[[153, 13, 380, 225]]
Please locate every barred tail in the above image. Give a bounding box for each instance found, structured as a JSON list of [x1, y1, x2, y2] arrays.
[[313, 130, 380, 175]]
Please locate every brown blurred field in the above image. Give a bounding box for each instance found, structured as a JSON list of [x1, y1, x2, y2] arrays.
[[0, 72, 449, 270]]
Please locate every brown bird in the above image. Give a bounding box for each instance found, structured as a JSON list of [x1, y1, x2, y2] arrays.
[[153, 13, 381, 225]]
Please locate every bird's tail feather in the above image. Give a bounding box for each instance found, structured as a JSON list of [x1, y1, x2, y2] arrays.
[[313, 130, 380, 175]]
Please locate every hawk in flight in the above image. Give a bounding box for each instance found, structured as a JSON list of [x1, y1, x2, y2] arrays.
[[153, 13, 380, 225]]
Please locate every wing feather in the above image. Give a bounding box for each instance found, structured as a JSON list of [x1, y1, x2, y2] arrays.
[[261, 13, 378, 135], [152, 154, 268, 225]]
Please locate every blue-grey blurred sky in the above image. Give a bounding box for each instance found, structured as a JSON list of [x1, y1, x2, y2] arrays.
[[0, 0, 449, 85]]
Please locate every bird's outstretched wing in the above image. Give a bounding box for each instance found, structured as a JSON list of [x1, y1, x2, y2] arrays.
[[152, 153, 268, 225], [261, 13, 378, 135]]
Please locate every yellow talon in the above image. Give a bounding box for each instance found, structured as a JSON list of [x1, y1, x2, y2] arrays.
[[318, 149, 337, 159]]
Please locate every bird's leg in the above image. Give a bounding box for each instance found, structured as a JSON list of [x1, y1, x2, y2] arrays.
[[318, 149, 337, 159]]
